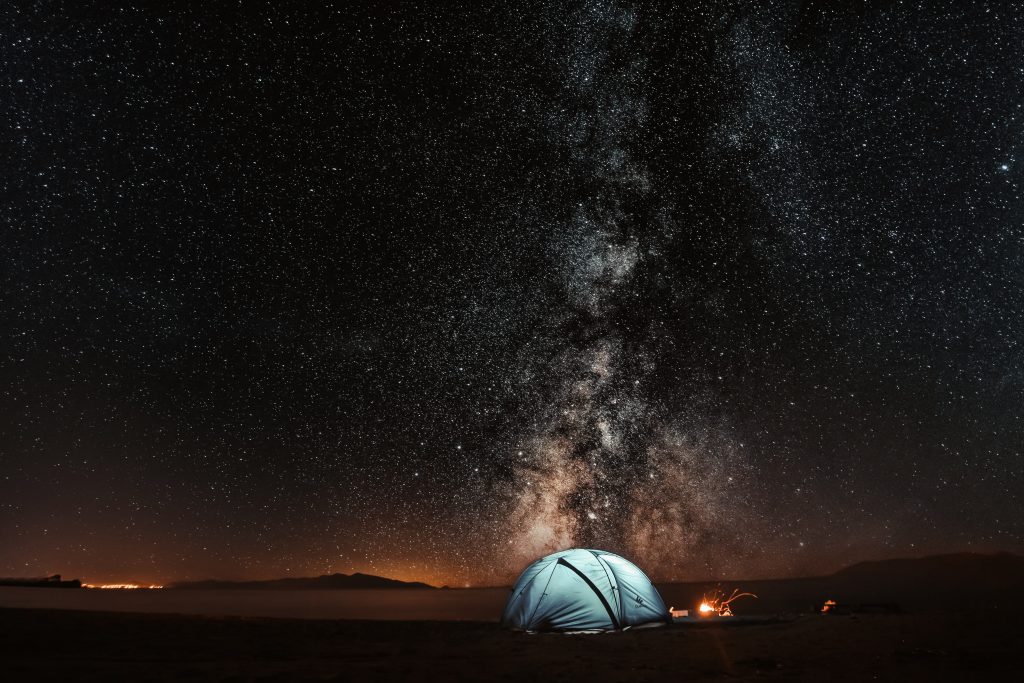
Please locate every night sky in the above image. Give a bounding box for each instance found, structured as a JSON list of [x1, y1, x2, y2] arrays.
[[2, 1, 1023, 587]]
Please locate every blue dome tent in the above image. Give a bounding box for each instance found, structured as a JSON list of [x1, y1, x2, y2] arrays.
[[501, 548, 670, 632]]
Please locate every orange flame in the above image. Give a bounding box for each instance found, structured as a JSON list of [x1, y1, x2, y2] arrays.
[[697, 587, 757, 617]]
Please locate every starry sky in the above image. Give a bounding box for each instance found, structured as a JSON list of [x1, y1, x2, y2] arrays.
[[2, 1, 1022, 587]]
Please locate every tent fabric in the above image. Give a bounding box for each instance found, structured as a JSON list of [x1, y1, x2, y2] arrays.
[[501, 548, 670, 632]]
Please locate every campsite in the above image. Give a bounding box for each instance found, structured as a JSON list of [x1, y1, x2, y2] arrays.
[[3, 551, 1023, 681], [4, 3, 1024, 680]]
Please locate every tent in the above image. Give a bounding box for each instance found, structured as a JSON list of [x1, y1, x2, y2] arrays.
[[501, 548, 670, 632]]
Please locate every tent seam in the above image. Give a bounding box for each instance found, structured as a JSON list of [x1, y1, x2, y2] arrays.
[[557, 557, 621, 630], [524, 562, 558, 630], [589, 550, 621, 623], [510, 561, 549, 605]]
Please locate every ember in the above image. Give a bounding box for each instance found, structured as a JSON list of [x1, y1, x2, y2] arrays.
[[696, 587, 757, 617]]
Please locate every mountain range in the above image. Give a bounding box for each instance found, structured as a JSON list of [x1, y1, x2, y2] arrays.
[[167, 572, 434, 590], [164, 551, 1024, 600]]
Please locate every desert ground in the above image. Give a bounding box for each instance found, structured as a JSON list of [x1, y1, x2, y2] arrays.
[[3, 605, 1023, 682], [4, 555, 1023, 681]]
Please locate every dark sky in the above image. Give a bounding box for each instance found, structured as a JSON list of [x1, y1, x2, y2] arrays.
[[2, 1, 1022, 586]]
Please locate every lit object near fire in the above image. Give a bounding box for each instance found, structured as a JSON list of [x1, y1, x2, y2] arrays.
[[697, 587, 757, 617], [82, 583, 163, 589]]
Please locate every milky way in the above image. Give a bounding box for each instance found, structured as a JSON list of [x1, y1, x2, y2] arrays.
[[503, 2, 750, 576], [1, 2, 1022, 586]]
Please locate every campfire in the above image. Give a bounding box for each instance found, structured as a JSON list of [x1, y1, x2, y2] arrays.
[[697, 587, 757, 617]]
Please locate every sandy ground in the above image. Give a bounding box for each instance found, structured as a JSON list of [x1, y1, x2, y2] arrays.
[[0, 586, 510, 621], [3, 607, 1023, 682]]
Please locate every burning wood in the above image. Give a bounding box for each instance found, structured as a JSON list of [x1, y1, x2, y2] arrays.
[[697, 587, 757, 617]]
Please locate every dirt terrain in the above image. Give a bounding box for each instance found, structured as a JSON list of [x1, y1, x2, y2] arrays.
[[3, 606, 1022, 682]]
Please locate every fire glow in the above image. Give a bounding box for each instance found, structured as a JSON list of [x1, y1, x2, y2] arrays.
[[697, 587, 757, 617], [82, 583, 163, 589]]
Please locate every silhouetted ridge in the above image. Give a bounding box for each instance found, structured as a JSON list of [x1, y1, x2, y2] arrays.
[[167, 572, 434, 590], [0, 574, 81, 588], [654, 552, 1024, 613], [830, 552, 1024, 588]]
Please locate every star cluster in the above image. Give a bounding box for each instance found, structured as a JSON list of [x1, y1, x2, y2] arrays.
[[1, 2, 1022, 586]]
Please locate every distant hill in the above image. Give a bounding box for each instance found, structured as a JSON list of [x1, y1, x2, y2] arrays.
[[832, 551, 1024, 588], [656, 552, 1024, 614], [0, 574, 81, 589], [167, 572, 434, 590]]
